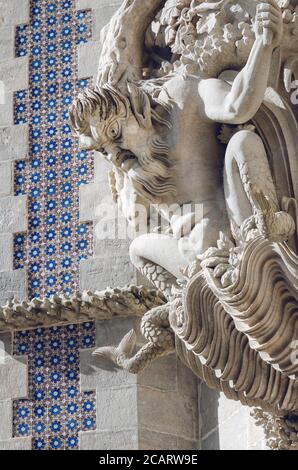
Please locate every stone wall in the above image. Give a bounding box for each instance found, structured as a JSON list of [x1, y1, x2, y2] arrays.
[[0, 331, 31, 450], [80, 318, 199, 450], [200, 384, 268, 450], [0, 0, 29, 306]]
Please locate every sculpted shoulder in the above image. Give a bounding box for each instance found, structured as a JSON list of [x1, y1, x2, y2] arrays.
[[158, 74, 208, 120]]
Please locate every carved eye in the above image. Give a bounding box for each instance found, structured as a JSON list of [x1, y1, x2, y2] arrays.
[[107, 121, 121, 141]]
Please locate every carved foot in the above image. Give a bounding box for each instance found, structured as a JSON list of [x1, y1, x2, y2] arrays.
[[250, 185, 295, 243]]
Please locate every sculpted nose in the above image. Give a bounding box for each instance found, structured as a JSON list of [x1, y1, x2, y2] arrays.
[[79, 135, 97, 151], [105, 145, 122, 167]]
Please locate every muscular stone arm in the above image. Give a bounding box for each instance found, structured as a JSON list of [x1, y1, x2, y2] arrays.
[[199, 0, 283, 125], [97, 0, 166, 86]]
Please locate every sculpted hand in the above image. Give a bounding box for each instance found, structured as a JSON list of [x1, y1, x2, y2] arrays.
[[254, 0, 283, 48]]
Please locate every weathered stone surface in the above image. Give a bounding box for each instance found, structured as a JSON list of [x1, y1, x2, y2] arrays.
[[0, 161, 12, 197], [0, 125, 29, 162], [138, 354, 177, 392], [0, 195, 27, 233], [0, 92, 13, 126], [200, 384, 220, 440], [94, 156, 110, 183], [96, 386, 138, 431], [0, 269, 27, 305], [0, 0, 29, 27], [92, 1, 123, 41], [176, 359, 199, 399], [0, 234, 13, 271], [177, 437, 199, 450], [138, 428, 178, 450], [0, 26, 14, 60], [80, 254, 136, 291], [79, 180, 110, 222], [0, 331, 12, 356], [0, 399, 12, 440], [78, 41, 101, 79], [79, 429, 138, 451], [201, 430, 220, 451], [0, 57, 29, 92], [0, 437, 31, 450], [138, 387, 199, 441], [76, 0, 98, 9], [0, 355, 28, 400]]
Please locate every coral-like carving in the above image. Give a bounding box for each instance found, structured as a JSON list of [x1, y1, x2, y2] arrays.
[[0, 286, 166, 331], [252, 408, 298, 450], [148, 0, 298, 82]]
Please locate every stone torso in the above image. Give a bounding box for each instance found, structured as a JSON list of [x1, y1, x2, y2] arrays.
[[158, 75, 225, 208]]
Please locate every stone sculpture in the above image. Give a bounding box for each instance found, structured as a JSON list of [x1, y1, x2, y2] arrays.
[[70, 0, 298, 449]]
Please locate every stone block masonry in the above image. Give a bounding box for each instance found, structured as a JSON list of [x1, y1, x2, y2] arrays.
[[0, 0, 28, 307], [0, 331, 31, 450], [79, 317, 199, 450]]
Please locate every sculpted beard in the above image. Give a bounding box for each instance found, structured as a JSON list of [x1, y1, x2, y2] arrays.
[[69, 84, 176, 203], [128, 134, 176, 204]]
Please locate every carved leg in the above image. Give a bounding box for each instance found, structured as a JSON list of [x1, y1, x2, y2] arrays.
[[224, 130, 278, 227], [129, 233, 188, 280], [93, 304, 175, 374]]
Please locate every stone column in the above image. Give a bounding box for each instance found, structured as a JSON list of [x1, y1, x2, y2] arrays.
[[79, 317, 200, 450]]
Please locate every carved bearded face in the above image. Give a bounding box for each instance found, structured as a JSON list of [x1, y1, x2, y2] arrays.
[[70, 84, 175, 203], [85, 110, 148, 174]]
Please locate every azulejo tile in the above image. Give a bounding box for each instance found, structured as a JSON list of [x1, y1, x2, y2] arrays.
[[13, 0, 94, 300], [13, 322, 96, 450]]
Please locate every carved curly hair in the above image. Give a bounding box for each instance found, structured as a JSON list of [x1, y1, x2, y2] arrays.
[[69, 84, 130, 134]]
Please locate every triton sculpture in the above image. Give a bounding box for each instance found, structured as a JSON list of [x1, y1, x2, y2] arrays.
[[70, 0, 298, 449]]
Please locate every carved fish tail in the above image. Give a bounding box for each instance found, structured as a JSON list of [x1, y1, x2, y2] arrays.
[[93, 304, 175, 374], [118, 341, 175, 374]]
